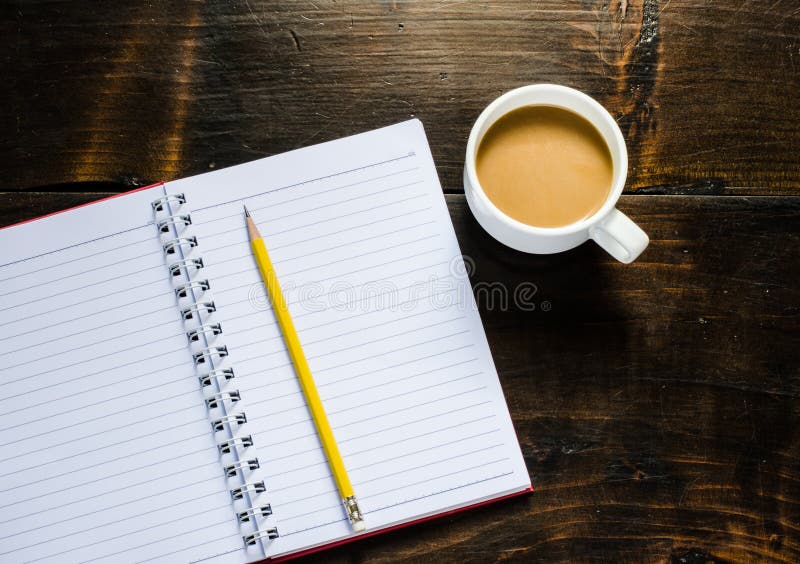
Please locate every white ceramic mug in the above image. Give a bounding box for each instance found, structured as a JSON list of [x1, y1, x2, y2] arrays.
[[463, 84, 649, 263]]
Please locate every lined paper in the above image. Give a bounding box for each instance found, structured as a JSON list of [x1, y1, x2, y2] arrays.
[[0, 189, 247, 564], [166, 120, 530, 558]]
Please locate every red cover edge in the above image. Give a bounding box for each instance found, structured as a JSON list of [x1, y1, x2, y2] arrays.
[[0, 182, 165, 231], [267, 486, 533, 563]]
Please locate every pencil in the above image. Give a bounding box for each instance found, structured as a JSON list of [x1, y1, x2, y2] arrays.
[[244, 205, 366, 533]]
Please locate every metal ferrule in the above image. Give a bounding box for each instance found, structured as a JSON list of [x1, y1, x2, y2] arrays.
[[343, 495, 365, 528]]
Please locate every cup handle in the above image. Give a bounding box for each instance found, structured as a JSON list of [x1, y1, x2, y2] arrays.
[[589, 208, 649, 263]]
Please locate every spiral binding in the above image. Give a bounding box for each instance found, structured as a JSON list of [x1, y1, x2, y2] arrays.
[[199, 367, 235, 387], [151, 193, 185, 212], [163, 236, 198, 255], [224, 459, 260, 478], [244, 527, 280, 546], [175, 280, 210, 298], [238, 504, 272, 523], [193, 345, 229, 365], [187, 323, 223, 342], [231, 481, 266, 500], [152, 191, 278, 551]]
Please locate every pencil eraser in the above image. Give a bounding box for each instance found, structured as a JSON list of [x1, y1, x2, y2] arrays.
[[352, 520, 366, 533]]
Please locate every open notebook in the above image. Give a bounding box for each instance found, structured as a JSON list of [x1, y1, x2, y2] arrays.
[[0, 120, 531, 564]]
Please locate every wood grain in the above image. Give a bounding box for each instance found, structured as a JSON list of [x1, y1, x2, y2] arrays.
[[3, 0, 798, 560], [2, 0, 799, 193], [2, 192, 797, 562]]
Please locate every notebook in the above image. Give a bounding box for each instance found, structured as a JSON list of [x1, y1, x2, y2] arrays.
[[0, 120, 531, 564]]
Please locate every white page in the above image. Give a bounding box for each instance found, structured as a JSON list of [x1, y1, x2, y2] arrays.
[[0, 188, 250, 564], [165, 120, 531, 559]]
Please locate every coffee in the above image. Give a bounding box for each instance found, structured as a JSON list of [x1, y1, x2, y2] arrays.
[[475, 105, 613, 228]]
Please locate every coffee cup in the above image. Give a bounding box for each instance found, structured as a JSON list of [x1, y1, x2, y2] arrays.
[[463, 84, 648, 263]]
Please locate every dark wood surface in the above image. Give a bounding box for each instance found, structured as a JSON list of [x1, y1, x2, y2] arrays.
[[2, 0, 799, 562]]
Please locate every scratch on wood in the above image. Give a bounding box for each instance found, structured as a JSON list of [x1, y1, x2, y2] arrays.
[[636, 179, 725, 195], [243, 0, 269, 39], [289, 29, 302, 51]]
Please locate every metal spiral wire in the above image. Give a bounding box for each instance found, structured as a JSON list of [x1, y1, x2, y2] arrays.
[[152, 191, 278, 550]]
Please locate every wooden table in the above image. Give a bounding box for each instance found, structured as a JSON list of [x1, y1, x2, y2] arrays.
[[2, 1, 798, 562]]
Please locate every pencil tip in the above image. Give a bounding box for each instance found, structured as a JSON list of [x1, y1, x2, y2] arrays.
[[243, 205, 250, 218]]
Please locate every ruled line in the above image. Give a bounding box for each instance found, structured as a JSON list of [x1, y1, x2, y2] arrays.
[[240, 345, 475, 408], [0, 263, 165, 313], [0, 331, 477, 477], [231, 315, 465, 370], [180, 178, 425, 258], [187, 546, 244, 564], [198, 204, 433, 270], [268, 427, 500, 480], [0, 459, 217, 512], [0, 488, 221, 547], [218, 259, 450, 318], [0, 500, 233, 556], [168, 268, 455, 369], [248, 362, 478, 426], [140, 537, 243, 564], [0, 473, 222, 526], [0, 358, 188, 419], [246, 179, 424, 229], [226, 285, 456, 343], [197, 193, 429, 246], [205, 232, 440, 296], [0, 444, 211, 498], [0, 437, 208, 485], [2, 293, 466, 434], [0, 301, 178, 358], [265, 402, 492, 466], [253, 374, 483, 438], [190, 152, 415, 213], [0, 401, 201, 449], [369, 468, 514, 509], [280, 468, 514, 537], [3, 294, 465, 433], [234, 329, 471, 387], [0, 215, 435, 338], [0, 223, 154, 270], [0, 152, 414, 273], [4, 330, 186, 373], [191, 166, 420, 227], [0, 240, 160, 284], [9, 287, 460, 413], [205, 257, 447, 323], [276, 443, 507, 518], [174, 243, 444, 314], [0, 224, 439, 354], [4, 418, 209, 465], [259, 389, 489, 452], [202, 219, 437, 282], [0, 343, 186, 389], [23, 513, 232, 564], [0, 285, 174, 334], [269, 220, 436, 264], [0, 250, 164, 299]]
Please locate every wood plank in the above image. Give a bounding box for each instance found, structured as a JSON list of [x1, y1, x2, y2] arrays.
[[2, 0, 798, 194], [1, 192, 797, 561]]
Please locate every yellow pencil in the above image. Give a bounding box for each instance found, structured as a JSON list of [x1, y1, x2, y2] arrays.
[[244, 206, 365, 532]]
